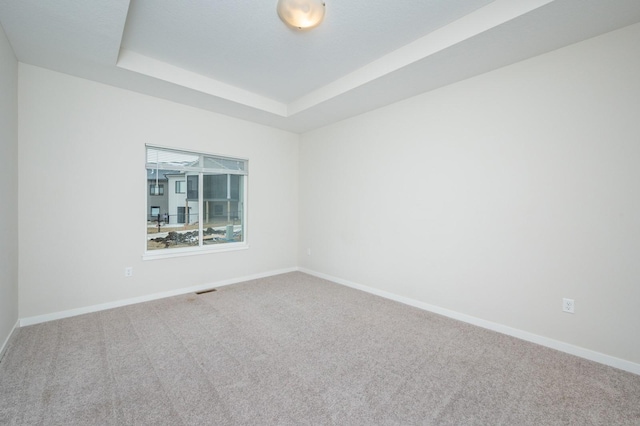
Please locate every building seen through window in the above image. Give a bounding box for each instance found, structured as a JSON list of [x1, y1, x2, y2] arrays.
[[146, 145, 247, 254]]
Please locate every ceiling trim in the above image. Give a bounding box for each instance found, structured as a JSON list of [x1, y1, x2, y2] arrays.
[[288, 0, 555, 116], [116, 0, 554, 119], [5, 0, 639, 133], [117, 49, 289, 116]]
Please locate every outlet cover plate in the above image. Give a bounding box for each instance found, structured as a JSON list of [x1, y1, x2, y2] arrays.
[[562, 298, 575, 313]]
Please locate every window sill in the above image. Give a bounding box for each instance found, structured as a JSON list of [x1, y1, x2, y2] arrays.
[[143, 243, 249, 261]]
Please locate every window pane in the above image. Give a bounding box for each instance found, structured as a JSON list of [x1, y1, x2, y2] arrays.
[[147, 147, 199, 169], [145, 146, 247, 254], [187, 175, 198, 200], [149, 184, 164, 195], [203, 156, 246, 173], [230, 175, 240, 199], [203, 174, 225, 199], [202, 174, 244, 246], [147, 169, 199, 251]]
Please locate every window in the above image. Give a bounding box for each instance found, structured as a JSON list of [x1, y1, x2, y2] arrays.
[[150, 184, 164, 195], [145, 145, 248, 256]]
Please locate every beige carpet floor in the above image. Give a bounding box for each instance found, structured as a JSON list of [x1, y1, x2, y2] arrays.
[[1, 272, 639, 425]]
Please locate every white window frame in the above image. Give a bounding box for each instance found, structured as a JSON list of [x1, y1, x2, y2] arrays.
[[144, 145, 249, 260], [150, 183, 164, 196], [175, 180, 186, 194]]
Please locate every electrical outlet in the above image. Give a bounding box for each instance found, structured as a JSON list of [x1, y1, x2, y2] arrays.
[[307, 248, 311, 256], [124, 267, 133, 277], [562, 298, 574, 313]]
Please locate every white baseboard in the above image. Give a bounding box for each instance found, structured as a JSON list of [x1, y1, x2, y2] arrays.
[[298, 267, 640, 376], [19, 267, 298, 327], [0, 319, 20, 362]]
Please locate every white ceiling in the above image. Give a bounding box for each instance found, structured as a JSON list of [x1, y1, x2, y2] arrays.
[[1, 0, 640, 133]]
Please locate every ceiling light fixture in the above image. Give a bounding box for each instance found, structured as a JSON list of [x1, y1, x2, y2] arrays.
[[277, 0, 326, 30]]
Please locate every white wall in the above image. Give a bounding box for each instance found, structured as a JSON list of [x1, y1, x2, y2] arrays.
[[18, 64, 299, 319], [299, 23, 640, 365], [0, 24, 19, 353]]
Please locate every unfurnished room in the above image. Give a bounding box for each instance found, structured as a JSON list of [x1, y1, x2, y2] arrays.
[[1, 0, 640, 424]]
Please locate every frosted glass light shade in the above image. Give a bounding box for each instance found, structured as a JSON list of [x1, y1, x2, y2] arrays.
[[277, 0, 325, 30]]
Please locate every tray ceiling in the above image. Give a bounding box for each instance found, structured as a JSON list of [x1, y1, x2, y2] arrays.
[[1, 0, 640, 133]]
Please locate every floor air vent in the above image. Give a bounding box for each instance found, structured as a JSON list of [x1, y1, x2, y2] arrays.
[[195, 288, 217, 295]]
